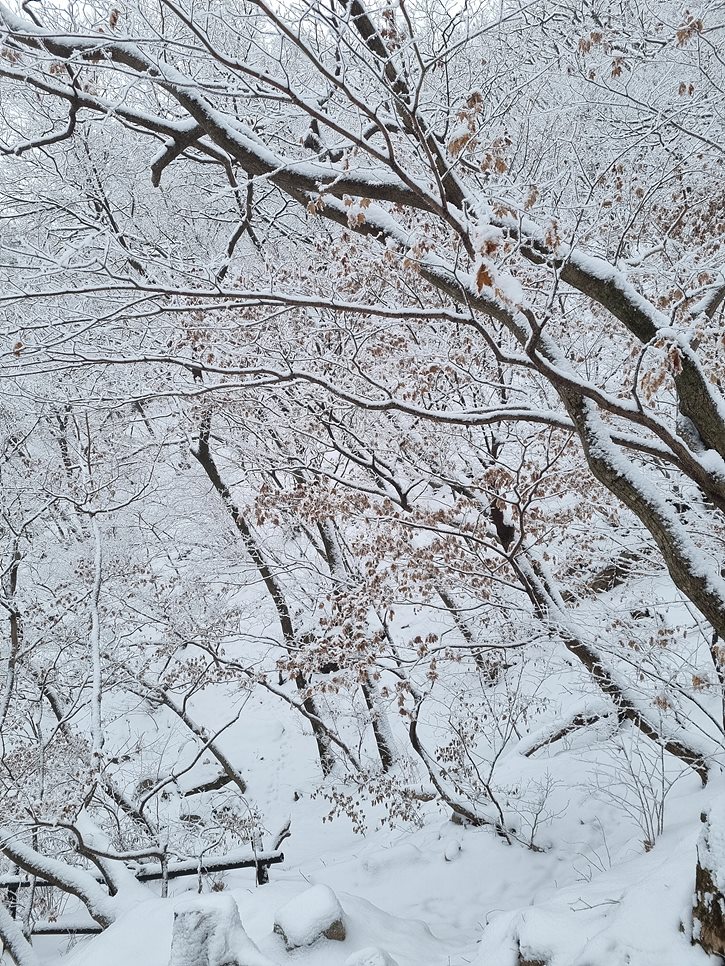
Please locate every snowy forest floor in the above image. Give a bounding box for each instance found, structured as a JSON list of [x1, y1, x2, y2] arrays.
[[33, 688, 717, 966]]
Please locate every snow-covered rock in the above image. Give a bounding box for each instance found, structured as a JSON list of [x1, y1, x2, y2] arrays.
[[273, 884, 346, 949], [344, 946, 399, 966], [170, 894, 275, 966]]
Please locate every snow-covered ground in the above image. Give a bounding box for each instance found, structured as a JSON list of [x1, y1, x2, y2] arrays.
[[32, 686, 717, 966]]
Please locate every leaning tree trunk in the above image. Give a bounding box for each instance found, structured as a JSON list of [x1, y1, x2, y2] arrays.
[[317, 519, 396, 772], [192, 414, 335, 776]]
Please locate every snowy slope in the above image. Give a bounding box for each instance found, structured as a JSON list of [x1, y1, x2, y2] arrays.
[[38, 695, 720, 966]]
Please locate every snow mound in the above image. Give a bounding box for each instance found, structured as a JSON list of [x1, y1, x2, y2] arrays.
[[273, 884, 346, 949], [442, 837, 461, 862], [361, 842, 423, 874], [171, 894, 275, 966], [475, 825, 711, 966], [55, 885, 448, 966], [344, 947, 399, 966]]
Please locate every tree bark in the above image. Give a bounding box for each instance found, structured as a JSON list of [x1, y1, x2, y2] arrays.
[[693, 804, 725, 957], [192, 416, 335, 775]]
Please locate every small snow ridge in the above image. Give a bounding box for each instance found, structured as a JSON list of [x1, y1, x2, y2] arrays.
[[344, 947, 399, 966]]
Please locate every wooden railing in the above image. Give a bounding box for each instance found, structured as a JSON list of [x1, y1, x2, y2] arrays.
[[1, 849, 284, 935]]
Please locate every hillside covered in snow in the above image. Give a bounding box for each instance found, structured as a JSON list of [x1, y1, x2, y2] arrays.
[[1, 0, 724, 963]]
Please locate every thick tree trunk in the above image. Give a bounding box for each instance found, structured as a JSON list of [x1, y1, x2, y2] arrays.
[[693, 804, 725, 957], [361, 679, 395, 772]]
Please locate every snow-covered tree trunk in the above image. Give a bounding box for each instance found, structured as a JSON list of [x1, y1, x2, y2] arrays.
[[693, 802, 725, 957], [0, 897, 39, 966], [0, 832, 117, 929]]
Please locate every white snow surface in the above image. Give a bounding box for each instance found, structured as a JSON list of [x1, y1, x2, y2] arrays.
[[344, 948, 399, 966], [43, 768, 716, 966], [31, 638, 724, 966]]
